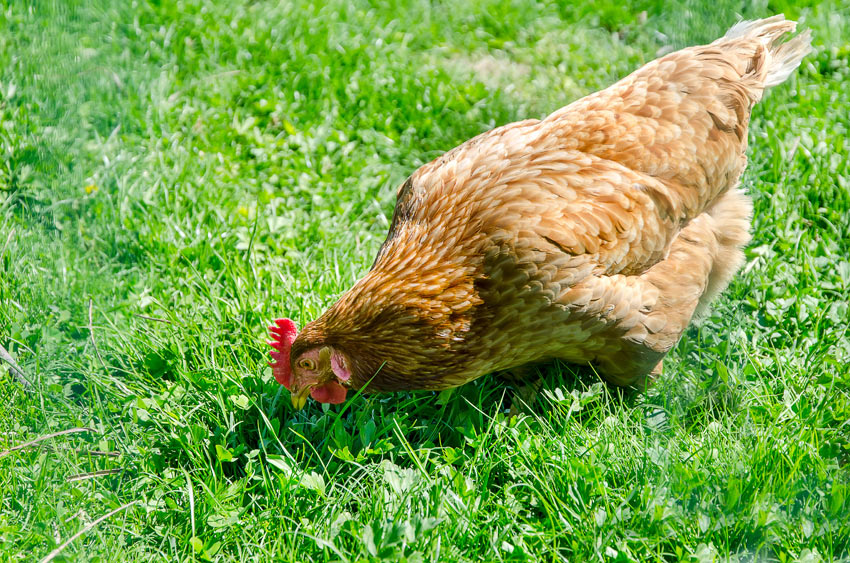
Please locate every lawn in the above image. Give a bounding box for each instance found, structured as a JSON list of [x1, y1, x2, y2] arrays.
[[1, 0, 849, 561]]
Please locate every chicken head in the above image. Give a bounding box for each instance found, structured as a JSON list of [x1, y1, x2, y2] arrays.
[[268, 318, 351, 409]]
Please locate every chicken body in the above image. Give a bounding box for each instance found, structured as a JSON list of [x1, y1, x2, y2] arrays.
[[279, 16, 811, 400]]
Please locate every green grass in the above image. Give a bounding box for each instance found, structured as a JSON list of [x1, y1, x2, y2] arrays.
[[1, 0, 849, 561]]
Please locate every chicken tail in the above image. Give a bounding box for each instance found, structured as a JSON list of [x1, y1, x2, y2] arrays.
[[720, 14, 813, 88]]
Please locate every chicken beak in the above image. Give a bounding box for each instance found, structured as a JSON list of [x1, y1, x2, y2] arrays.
[[291, 386, 312, 410]]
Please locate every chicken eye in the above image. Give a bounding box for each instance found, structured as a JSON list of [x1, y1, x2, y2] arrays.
[[298, 358, 316, 371]]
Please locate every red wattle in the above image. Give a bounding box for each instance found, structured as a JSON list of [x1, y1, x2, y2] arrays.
[[311, 381, 348, 404]]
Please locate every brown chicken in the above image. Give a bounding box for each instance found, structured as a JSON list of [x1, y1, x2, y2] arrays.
[[268, 16, 811, 409]]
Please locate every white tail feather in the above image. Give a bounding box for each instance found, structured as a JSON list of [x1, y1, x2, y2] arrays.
[[764, 28, 813, 86], [720, 14, 813, 88], [723, 14, 793, 41]]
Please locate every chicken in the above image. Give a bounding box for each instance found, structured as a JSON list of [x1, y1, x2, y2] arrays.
[[268, 16, 812, 409]]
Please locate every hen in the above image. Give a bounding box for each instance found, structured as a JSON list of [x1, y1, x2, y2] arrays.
[[269, 16, 811, 409]]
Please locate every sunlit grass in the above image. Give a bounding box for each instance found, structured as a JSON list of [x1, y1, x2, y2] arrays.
[[1, 0, 848, 561]]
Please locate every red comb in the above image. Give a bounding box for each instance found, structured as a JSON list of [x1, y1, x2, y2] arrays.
[[268, 318, 298, 389]]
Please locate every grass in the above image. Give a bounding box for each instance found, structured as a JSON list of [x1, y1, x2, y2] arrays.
[[1, 0, 849, 560]]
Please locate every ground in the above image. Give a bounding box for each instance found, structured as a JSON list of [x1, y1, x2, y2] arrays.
[[1, 0, 849, 561]]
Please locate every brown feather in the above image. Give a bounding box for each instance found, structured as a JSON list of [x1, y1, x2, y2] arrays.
[[288, 16, 810, 392]]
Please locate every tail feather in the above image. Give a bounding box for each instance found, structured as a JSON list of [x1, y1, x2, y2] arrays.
[[764, 28, 813, 87], [722, 14, 795, 42], [719, 14, 813, 88]]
